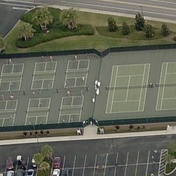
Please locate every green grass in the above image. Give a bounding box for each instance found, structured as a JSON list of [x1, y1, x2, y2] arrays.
[[4, 8, 176, 54]]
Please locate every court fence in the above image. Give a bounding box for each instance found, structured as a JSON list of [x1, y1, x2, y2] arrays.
[[1, 43, 176, 59]]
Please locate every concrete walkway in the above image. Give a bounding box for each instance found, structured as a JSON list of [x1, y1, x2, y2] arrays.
[[0, 125, 176, 146]]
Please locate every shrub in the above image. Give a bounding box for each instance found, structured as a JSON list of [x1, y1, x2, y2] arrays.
[[107, 17, 118, 32], [161, 23, 170, 36], [40, 130, 44, 134], [135, 13, 145, 31], [129, 124, 134, 129], [121, 22, 130, 35], [173, 36, 176, 41], [16, 24, 94, 48], [144, 24, 155, 38], [115, 125, 120, 130], [23, 132, 27, 136]]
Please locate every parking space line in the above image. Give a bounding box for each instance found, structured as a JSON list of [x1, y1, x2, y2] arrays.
[[93, 154, 97, 176], [145, 150, 150, 176], [72, 155, 76, 176], [103, 153, 108, 176], [124, 152, 129, 176], [82, 154, 87, 176], [62, 156, 66, 170], [44, 62, 47, 71], [116, 152, 118, 164], [135, 151, 140, 176], [11, 64, 15, 73]]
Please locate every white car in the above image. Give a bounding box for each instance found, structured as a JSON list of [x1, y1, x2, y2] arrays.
[[52, 169, 60, 176]]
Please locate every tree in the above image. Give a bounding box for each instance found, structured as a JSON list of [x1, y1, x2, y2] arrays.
[[19, 22, 35, 41], [60, 8, 77, 30], [121, 22, 130, 35], [0, 36, 5, 52], [135, 13, 145, 31], [144, 24, 155, 38], [32, 6, 53, 31], [161, 23, 170, 36], [40, 161, 50, 176], [33, 153, 44, 167], [41, 145, 53, 162], [107, 17, 118, 32]]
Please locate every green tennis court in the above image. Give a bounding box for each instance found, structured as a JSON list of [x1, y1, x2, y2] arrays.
[[156, 62, 176, 110], [106, 64, 150, 113]]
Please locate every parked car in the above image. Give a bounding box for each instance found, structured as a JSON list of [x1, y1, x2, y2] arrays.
[[62, 168, 70, 176], [53, 157, 61, 169], [21, 160, 27, 170], [16, 169, 24, 176], [52, 169, 60, 176], [6, 157, 14, 170], [6, 171, 14, 176], [16, 155, 22, 165], [26, 169, 34, 176], [31, 159, 37, 168]]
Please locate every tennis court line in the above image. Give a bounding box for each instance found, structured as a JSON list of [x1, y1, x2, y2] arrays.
[[140, 63, 150, 111], [138, 64, 147, 111], [125, 75, 131, 101], [117, 74, 144, 78], [157, 63, 168, 110], [110, 66, 118, 113], [105, 66, 115, 113]]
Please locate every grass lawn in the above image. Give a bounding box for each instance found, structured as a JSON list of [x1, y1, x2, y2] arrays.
[[4, 9, 176, 54]]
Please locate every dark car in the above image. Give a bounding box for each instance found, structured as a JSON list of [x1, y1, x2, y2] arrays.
[[6, 157, 14, 170], [53, 157, 61, 169], [62, 168, 70, 176], [21, 160, 27, 170], [16, 169, 24, 176]]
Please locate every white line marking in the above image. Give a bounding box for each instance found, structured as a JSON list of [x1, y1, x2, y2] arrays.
[[124, 152, 129, 176], [72, 155, 76, 176], [12, 7, 29, 10], [138, 64, 146, 111], [82, 154, 87, 176], [125, 76, 131, 101], [145, 151, 150, 176], [160, 63, 168, 110], [135, 151, 139, 176], [103, 153, 108, 176], [93, 154, 97, 176], [110, 66, 118, 113], [62, 156, 66, 169]]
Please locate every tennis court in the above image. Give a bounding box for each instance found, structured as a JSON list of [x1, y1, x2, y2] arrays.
[[31, 61, 57, 90], [58, 95, 84, 123], [156, 62, 176, 110], [25, 98, 51, 125], [64, 59, 90, 88], [0, 63, 24, 91], [106, 64, 150, 113]]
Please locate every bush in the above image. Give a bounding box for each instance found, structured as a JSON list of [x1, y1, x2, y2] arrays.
[[16, 24, 94, 48], [144, 24, 155, 38], [129, 124, 134, 129], [135, 13, 145, 31], [161, 23, 170, 36], [121, 22, 130, 35], [107, 17, 118, 32], [23, 132, 27, 136], [115, 125, 120, 130]]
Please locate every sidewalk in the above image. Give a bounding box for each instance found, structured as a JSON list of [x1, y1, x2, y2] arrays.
[[0, 125, 176, 146]]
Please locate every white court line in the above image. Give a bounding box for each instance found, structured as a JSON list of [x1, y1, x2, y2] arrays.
[[93, 154, 97, 176], [141, 64, 150, 111], [116, 153, 118, 164], [135, 151, 139, 176], [82, 154, 87, 176], [125, 76, 131, 101], [138, 64, 146, 111], [77, 60, 80, 69], [72, 155, 76, 176], [160, 63, 168, 110], [5, 101, 8, 110], [156, 63, 165, 111], [103, 153, 108, 176], [110, 66, 118, 113], [113, 100, 139, 103], [166, 72, 176, 75], [117, 74, 143, 78], [124, 152, 129, 176], [44, 62, 47, 72], [11, 64, 15, 73], [145, 151, 150, 176], [106, 65, 115, 113]]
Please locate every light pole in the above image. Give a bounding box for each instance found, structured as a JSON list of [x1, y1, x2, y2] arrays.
[[140, 6, 144, 17], [29, 122, 39, 143]]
